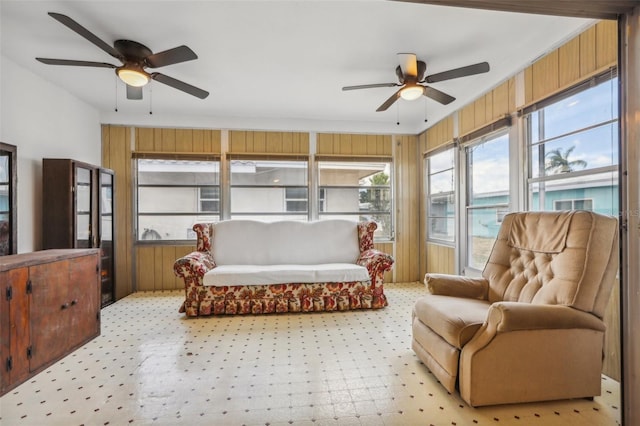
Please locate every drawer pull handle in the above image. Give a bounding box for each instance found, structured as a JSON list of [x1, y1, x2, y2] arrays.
[[61, 303, 69, 310], [71, 300, 78, 306]]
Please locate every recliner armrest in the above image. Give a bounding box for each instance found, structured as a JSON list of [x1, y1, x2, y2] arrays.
[[173, 251, 216, 279], [487, 302, 606, 333], [425, 273, 488, 300]]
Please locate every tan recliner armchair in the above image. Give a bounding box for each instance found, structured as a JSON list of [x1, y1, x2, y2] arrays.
[[412, 211, 618, 407]]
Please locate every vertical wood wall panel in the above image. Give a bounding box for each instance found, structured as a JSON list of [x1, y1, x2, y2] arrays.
[[525, 21, 616, 106], [317, 133, 392, 156], [230, 131, 309, 154], [394, 135, 420, 282], [101, 125, 133, 300]]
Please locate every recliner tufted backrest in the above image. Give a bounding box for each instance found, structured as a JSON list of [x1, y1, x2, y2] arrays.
[[482, 211, 618, 318]]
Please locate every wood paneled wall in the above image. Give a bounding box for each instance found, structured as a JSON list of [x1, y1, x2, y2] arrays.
[[459, 77, 516, 136], [136, 128, 221, 153], [317, 133, 392, 156], [230, 131, 308, 154], [394, 135, 421, 282], [524, 20, 617, 106], [426, 243, 455, 275]]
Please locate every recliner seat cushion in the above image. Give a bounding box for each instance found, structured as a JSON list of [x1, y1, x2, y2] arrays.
[[413, 295, 490, 349]]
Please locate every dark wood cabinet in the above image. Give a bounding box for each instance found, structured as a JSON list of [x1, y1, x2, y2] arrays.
[[42, 159, 115, 307], [0, 142, 17, 256], [0, 249, 100, 396]]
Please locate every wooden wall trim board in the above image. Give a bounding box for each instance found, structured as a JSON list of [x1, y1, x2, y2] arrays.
[[317, 133, 392, 156]]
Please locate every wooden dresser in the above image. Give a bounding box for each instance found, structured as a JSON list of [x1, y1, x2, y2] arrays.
[[0, 249, 101, 396]]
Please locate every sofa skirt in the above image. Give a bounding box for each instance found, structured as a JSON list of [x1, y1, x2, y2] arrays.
[[180, 280, 388, 316]]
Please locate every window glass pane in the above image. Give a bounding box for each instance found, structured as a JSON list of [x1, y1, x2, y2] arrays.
[[0, 185, 9, 213], [136, 159, 220, 241], [530, 171, 618, 216], [467, 133, 510, 204], [430, 169, 454, 194], [231, 160, 306, 186], [0, 156, 8, 183], [429, 149, 454, 174], [138, 214, 219, 240], [467, 207, 503, 270], [427, 148, 456, 243], [540, 79, 617, 141], [230, 160, 308, 218], [318, 161, 392, 240], [533, 123, 618, 177]]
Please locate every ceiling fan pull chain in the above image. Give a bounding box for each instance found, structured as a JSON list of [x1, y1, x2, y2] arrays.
[[424, 97, 428, 123], [114, 76, 118, 112], [396, 102, 400, 126], [149, 84, 153, 115]]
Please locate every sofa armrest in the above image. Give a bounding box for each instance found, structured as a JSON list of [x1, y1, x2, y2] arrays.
[[357, 249, 394, 285], [173, 251, 216, 279], [425, 273, 489, 300], [487, 302, 606, 333]]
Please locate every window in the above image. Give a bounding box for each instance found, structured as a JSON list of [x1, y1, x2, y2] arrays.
[[317, 160, 392, 240], [426, 148, 455, 243], [136, 159, 220, 241], [554, 198, 593, 211], [464, 131, 510, 271], [199, 187, 220, 212], [230, 159, 308, 221], [526, 73, 618, 217]]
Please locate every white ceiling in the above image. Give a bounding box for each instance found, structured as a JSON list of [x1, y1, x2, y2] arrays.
[[0, 1, 595, 134]]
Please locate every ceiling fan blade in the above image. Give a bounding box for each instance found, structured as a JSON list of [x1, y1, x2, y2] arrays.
[[151, 73, 209, 99], [376, 89, 402, 112], [145, 45, 198, 68], [126, 85, 143, 100], [342, 83, 399, 91], [423, 86, 456, 105], [36, 58, 116, 68], [47, 12, 123, 61], [398, 53, 418, 78], [424, 61, 490, 83]]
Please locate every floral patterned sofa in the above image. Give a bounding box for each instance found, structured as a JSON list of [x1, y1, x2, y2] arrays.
[[174, 219, 394, 317]]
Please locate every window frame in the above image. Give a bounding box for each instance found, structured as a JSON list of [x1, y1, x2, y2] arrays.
[[461, 128, 512, 274], [524, 69, 619, 217], [134, 157, 221, 244]]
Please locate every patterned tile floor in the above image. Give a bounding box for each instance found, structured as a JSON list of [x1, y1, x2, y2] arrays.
[[0, 282, 620, 426]]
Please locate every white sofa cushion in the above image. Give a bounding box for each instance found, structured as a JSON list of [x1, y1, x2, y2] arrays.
[[212, 219, 361, 265], [203, 263, 370, 286]]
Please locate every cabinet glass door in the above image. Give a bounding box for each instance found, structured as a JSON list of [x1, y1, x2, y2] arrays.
[[99, 171, 115, 306], [75, 167, 93, 248], [0, 143, 16, 255]]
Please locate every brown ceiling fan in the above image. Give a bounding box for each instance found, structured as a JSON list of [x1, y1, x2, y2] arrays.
[[35, 12, 209, 100], [342, 53, 489, 111]]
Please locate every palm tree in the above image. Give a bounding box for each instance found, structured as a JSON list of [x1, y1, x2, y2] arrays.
[[545, 146, 587, 174]]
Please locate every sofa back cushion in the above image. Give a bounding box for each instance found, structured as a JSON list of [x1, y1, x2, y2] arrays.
[[212, 219, 361, 265], [482, 211, 618, 318]]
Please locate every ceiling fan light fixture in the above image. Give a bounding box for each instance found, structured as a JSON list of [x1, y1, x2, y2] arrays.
[[400, 85, 424, 101], [117, 67, 149, 87]]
